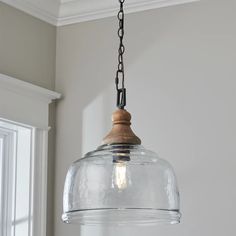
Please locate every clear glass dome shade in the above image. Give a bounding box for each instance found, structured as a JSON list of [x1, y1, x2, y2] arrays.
[[62, 144, 181, 226]]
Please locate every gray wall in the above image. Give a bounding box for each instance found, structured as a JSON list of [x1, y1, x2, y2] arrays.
[[0, 3, 56, 236], [55, 0, 236, 236], [0, 2, 56, 90], [1, 0, 236, 236]]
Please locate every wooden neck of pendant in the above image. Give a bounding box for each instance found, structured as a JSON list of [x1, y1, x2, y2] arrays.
[[102, 109, 141, 145]]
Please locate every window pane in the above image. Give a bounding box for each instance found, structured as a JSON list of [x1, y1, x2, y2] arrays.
[[0, 120, 33, 236], [0, 137, 3, 231], [14, 221, 28, 236], [15, 128, 31, 219]]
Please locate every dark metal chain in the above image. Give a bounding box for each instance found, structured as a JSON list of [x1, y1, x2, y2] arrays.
[[115, 0, 126, 109]]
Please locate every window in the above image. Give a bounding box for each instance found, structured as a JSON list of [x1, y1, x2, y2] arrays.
[[0, 120, 33, 236], [0, 73, 60, 236]]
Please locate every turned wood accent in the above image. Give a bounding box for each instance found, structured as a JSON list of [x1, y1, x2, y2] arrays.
[[102, 109, 141, 145]]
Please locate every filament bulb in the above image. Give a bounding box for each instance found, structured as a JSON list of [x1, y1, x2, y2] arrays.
[[112, 161, 130, 190]]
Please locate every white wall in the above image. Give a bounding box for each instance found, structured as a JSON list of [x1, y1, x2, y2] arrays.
[[55, 0, 236, 235]]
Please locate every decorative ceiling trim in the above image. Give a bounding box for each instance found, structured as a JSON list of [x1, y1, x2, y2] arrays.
[[1, 0, 199, 26]]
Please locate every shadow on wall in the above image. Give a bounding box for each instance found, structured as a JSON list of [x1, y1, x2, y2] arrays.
[[62, 6, 180, 155], [78, 13, 186, 234]]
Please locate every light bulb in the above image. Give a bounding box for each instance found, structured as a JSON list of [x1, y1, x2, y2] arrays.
[[112, 162, 130, 190]]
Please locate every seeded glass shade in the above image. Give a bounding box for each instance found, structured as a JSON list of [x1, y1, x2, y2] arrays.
[[62, 144, 180, 225], [62, 110, 181, 226]]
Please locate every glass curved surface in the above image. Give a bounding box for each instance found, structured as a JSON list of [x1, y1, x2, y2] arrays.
[[62, 144, 181, 226]]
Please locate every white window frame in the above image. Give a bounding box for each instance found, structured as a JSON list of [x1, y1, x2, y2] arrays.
[[0, 73, 61, 236]]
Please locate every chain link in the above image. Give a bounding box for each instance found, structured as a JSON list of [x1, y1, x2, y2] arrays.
[[115, 0, 126, 109]]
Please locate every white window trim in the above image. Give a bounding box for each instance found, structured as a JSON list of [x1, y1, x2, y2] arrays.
[[0, 73, 61, 128], [0, 73, 61, 236]]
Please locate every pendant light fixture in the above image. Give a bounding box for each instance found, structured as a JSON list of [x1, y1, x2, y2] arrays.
[[62, 0, 181, 226]]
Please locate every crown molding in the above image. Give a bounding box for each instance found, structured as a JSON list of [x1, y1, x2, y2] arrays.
[[57, 0, 199, 26], [1, 0, 199, 26]]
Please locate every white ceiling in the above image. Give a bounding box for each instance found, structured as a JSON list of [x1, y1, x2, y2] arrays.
[[1, 0, 199, 26]]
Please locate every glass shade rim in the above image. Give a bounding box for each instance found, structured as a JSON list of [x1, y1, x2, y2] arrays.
[[62, 208, 181, 226]]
